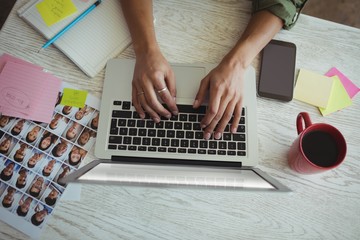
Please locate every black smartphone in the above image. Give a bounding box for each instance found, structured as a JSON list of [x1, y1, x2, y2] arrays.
[[258, 39, 296, 101]]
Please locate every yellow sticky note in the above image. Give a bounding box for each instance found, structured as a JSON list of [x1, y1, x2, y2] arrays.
[[36, 0, 78, 27], [319, 76, 352, 116], [294, 69, 334, 108], [60, 88, 88, 108]]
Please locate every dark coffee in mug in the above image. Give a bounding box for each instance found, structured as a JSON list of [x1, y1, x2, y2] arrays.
[[302, 130, 339, 167]]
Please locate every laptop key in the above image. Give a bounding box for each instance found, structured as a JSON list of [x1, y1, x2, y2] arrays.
[[118, 119, 126, 126], [152, 138, 161, 146], [148, 129, 156, 137], [137, 119, 145, 127], [171, 139, 179, 147], [178, 148, 186, 153], [148, 147, 156, 152], [109, 136, 122, 144], [128, 146, 137, 151], [184, 122, 192, 130], [180, 139, 189, 147], [129, 128, 137, 136], [113, 101, 122, 106], [110, 127, 118, 135], [177, 104, 206, 114], [161, 138, 170, 146], [138, 129, 147, 136], [237, 151, 246, 156], [123, 137, 132, 144], [190, 140, 198, 148], [111, 119, 117, 128], [198, 149, 206, 154], [158, 147, 166, 152], [142, 138, 151, 145], [233, 134, 245, 141], [138, 146, 147, 151], [118, 145, 126, 150], [108, 144, 116, 149], [237, 125, 245, 132], [133, 137, 141, 145], [186, 131, 194, 139], [167, 130, 175, 138], [122, 101, 131, 110], [218, 150, 226, 155], [119, 128, 128, 135], [188, 149, 196, 154], [168, 148, 176, 153], [208, 149, 216, 154], [227, 150, 236, 155], [113, 110, 131, 118], [237, 142, 246, 150], [157, 129, 166, 137], [199, 141, 208, 148]]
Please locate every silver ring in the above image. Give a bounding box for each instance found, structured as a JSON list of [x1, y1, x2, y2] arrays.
[[137, 91, 144, 96], [157, 87, 168, 94]]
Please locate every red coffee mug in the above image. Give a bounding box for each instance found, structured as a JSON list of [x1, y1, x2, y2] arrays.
[[288, 112, 347, 174]]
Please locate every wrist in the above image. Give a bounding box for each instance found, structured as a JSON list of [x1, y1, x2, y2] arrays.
[[133, 39, 161, 58]]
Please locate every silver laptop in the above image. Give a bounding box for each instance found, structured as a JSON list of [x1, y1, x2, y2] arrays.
[[60, 59, 290, 191]]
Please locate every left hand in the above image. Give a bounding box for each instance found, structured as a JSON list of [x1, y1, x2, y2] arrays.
[[193, 59, 245, 140]]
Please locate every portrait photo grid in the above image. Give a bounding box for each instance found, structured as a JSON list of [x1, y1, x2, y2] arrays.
[[0, 83, 100, 238]]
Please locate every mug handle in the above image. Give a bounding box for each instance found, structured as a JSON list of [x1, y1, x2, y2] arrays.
[[296, 112, 312, 135]]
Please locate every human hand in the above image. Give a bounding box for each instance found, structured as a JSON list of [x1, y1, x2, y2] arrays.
[[131, 50, 178, 122], [193, 60, 245, 140]]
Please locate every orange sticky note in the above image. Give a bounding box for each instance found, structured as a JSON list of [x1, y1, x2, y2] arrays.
[[36, 0, 78, 27], [60, 88, 88, 108]]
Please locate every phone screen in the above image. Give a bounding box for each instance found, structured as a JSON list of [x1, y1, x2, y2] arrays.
[[258, 39, 296, 101]]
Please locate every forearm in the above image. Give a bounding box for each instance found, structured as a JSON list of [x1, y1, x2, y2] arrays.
[[120, 0, 159, 56], [224, 10, 283, 69]]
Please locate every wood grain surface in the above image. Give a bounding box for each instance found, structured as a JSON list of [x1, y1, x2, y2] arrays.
[[0, 1, 359, 239]]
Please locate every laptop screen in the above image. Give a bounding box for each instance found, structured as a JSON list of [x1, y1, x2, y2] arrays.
[[77, 163, 276, 189]]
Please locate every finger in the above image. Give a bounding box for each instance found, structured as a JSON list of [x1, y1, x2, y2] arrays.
[[200, 80, 222, 129], [230, 98, 243, 133], [203, 96, 230, 140], [193, 75, 209, 109], [163, 69, 178, 115], [213, 100, 237, 139], [143, 75, 172, 119], [132, 85, 146, 119], [138, 92, 161, 123]]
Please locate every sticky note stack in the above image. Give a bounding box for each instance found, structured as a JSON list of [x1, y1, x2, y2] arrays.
[[36, 0, 78, 27], [293, 68, 359, 116], [0, 53, 62, 123]]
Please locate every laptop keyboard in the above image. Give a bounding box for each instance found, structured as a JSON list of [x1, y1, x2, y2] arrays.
[[108, 101, 246, 156]]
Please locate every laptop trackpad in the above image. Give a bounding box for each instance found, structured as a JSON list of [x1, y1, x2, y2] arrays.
[[173, 66, 207, 101]]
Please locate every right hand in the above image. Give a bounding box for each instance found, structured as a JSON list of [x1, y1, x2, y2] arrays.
[[131, 49, 178, 122]]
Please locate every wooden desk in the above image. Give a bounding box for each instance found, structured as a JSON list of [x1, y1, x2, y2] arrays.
[[1, 1, 359, 239]]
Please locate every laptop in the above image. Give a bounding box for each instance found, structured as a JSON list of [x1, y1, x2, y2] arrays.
[[59, 59, 290, 191]]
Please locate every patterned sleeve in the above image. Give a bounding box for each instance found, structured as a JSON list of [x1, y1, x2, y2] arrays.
[[252, 0, 308, 29]]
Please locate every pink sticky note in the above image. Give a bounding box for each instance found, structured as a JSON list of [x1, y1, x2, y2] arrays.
[[0, 61, 62, 123], [0, 53, 43, 73], [325, 67, 360, 99]]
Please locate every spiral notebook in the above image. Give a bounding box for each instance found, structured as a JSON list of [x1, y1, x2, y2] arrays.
[[17, 0, 131, 77]]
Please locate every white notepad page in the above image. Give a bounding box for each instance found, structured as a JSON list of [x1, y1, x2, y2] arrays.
[[18, 0, 131, 77]]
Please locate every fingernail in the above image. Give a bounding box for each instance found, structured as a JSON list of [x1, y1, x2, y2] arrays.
[[154, 118, 160, 123], [193, 100, 199, 107], [172, 111, 178, 116], [166, 114, 171, 119], [232, 127, 237, 133], [140, 113, 145, 119], [215, 132, 222, 139], [201, 124, 206, 129], [204, 133, 211, 140]]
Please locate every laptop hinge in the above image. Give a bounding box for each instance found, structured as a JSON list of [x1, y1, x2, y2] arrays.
[[110, 155, 242, 168]]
